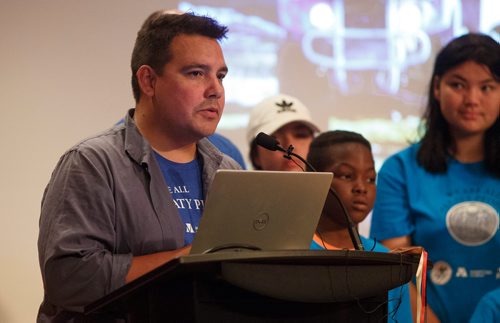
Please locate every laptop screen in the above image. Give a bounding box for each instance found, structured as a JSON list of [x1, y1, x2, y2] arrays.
[[190, 170, 333, 254]]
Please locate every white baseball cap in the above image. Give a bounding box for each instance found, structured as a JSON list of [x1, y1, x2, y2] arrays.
[[246, 93, 320, 144]]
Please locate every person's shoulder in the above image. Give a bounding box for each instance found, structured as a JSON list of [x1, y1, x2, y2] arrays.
[[386, 143, 419, 162], [49, 125, 127, 176], [198, 137, 242, 170], [64, 124, 125, 158], [208, 133, 246, 169], [470, 288, 500, 323], [380, 143, 420, 171], [220, 153, 243, 170], [208, 132, 232, 148]]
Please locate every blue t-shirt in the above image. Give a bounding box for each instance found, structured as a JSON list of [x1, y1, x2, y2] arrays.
[[154, 152, 204, 245], [116, 119, 245, 168], [469, 287, 500, 323], [310, 236, 413, 322], [370, 144, 500, 323]]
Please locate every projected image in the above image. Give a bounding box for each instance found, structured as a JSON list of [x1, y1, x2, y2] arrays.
[[300, 0, 432, 95], [179, 0, 499, 167]]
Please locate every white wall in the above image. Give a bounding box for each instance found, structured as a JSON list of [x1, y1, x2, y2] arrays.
[[0, 1, 181, 321]]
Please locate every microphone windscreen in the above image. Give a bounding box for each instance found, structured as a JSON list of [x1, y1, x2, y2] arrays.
[[255, 132, 281, 151]]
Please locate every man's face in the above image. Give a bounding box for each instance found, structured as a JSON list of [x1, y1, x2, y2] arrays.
[[149, 34, 228, 143]]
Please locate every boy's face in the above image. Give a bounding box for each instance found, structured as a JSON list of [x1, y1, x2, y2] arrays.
[[324, 142, 376, 225]]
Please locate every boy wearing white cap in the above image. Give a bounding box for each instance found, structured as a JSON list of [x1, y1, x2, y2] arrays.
[[247, 93, 320, 171]]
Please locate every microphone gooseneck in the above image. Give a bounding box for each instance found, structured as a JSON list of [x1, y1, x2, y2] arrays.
[[255, 132, 364, 251], [325, 188, 364, 250]]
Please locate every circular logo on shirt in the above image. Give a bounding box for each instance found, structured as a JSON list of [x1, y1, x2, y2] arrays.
[[446, 201, 498, 246], [253, 213, 269, 231], [430, 261, 452, 285]]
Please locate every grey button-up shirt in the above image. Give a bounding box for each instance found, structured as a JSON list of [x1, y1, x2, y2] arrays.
[[37, 109, 241, 321]]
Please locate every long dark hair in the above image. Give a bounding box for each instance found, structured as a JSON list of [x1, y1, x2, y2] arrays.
[[417, 33, 500, 177]]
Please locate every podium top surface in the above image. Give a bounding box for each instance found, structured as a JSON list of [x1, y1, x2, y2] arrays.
[[181, 249, 420, 265], [85, 249, 422, 314]]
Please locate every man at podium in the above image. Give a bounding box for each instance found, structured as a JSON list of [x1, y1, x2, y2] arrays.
[[37, 10, 239, 322]]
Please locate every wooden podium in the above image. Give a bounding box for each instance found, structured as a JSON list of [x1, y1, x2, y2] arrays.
[[84, 250, 421, 322]]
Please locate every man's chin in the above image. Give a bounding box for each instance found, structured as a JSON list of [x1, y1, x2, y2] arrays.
[[195, 126, 217, 140]]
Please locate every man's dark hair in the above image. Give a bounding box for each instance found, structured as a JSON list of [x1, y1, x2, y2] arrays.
[[306, 130, 372, 172], [417, 33, 500, 177], [130, 11, 228, 102]]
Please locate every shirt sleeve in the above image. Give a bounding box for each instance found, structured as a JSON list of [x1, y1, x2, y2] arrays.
[[38, 147, 132, 312], [370, 153, 415, 241], [469, 288, 500, 323]]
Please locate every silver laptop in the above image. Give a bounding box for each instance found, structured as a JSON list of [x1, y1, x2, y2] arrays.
[[190, 170, 333, 254]]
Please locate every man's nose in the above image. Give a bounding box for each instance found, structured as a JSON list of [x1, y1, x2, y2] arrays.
[[205, 75, 224, 99]]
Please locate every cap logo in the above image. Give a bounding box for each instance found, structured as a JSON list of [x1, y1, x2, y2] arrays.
[[275, 100, 296, 113]]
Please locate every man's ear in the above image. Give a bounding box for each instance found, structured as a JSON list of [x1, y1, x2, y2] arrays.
[[433, 75, 441, 101], [136, 65, 157, 98]]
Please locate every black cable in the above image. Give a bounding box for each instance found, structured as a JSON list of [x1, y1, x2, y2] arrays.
[[285, 145, 364, 251], [255, 132, 364, 250]]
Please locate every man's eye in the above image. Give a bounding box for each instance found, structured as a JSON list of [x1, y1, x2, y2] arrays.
[[189, 71, 203, 77]]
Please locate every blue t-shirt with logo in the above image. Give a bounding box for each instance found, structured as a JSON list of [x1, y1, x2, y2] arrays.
[[154, 151, 204, 245], [370, 144, 500, 323]]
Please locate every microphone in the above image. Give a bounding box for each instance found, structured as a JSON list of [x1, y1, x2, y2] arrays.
[[255, 132, 303, 162], [255, 132, 364, 251], [255, 132, 286, 152]]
